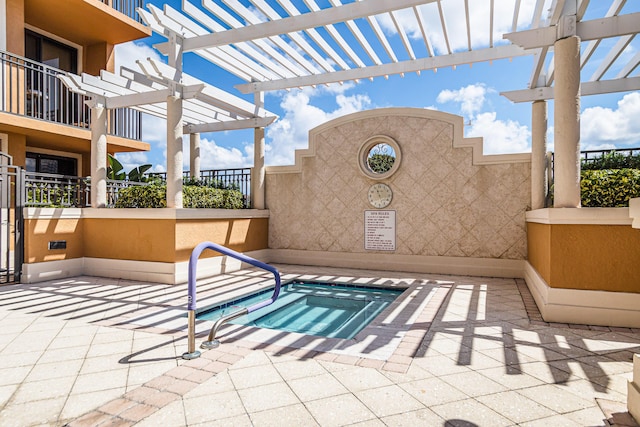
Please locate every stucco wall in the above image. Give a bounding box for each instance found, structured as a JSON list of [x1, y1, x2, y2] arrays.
[[24, 209, 269, 264], [527, 221, 640, 293], [266, 108, 531, 261]]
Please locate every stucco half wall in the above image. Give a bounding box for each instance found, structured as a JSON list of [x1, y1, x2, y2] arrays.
[[22, 208, 269, 284], [265, 108, 531, 277]]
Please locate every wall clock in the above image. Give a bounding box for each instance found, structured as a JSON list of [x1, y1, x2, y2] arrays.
[[368, 183, 393, 208]]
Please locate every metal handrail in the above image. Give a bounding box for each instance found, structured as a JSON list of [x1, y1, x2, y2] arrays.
[[100, 0, 145, 23], [183, 242, 281, 359]]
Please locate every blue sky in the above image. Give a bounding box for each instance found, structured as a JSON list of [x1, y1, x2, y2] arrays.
[[113, 0, 640, 173]]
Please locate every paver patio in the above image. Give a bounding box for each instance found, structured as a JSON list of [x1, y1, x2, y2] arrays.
[[0, 265, 638, 426]]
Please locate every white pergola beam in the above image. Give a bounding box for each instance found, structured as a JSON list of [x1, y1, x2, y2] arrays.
[[275, 0, 351, 70], [105, 89, 173, 109], [141, 58, 273, 118], [412, 6, 432, 58], [501, 76, 640, 102], [505, 13, 640, 49], [390, 10, 416, 60], [185, 116, 277, 134], [180, 1, 294, 80], [527, 0, 568, 88], [182, 0, 438, 52], [616, 50, 640, 78], [589, 35, 634, 81], [252, 0, 335, 73], [302, 0, 366, 68], [201, 0, 304, 77], [237, 44, 528, 93], [163, 3, 285, 81], [223, 0, 322, 75], [436, 0, 452, 54], [61, 61, 278, 132], [329, 0, 382, 65]]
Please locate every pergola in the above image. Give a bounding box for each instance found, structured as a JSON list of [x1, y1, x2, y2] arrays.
[[60, 57, 276, 209], [63, 0, 640, 209]]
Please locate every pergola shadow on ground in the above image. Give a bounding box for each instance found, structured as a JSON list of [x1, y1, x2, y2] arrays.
[[2, 267, 637, 382], [1, 267, 639, 426]]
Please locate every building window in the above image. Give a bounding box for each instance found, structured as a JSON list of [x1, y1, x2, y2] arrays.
[[25, 30, 77, 73], [26, 152, 77, 176]]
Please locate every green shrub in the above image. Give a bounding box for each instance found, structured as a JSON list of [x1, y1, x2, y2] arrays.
[[114, 183, 167, 208], [114, 183, 245, 208], [581, 168, 640, 207], [183, 186, 245, 209], [367, 153, 395, 174]]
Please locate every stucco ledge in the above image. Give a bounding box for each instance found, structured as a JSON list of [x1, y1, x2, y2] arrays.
[[24, 207, 270, 220], [525, 207, 632, 225]]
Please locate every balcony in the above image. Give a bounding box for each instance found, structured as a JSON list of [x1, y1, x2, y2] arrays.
[[0, 51, 145, 150], [98, 0, 145, 23], [24, 0, 150, 47]]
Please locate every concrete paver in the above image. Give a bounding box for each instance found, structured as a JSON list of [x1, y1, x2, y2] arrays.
[[0, 266, 638, 426]]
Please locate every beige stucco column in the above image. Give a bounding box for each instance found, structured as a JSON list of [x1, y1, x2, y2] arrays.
[[252, 127, 265, 209], [553, 35, 581, 208], [189, 133, 200, 180], [90, 100, 107, 208], [531, 100, 548, 210], [166, 95, 183, 208]]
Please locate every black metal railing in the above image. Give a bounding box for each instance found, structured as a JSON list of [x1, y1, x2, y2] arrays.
[[550, 147, 640, 166], [0, 51, 142, 140], [100, 0, 145, 23], [24, 168, 251, 208], [150, 168, 252, 208], [24, 172, 147, 208], [24, 172, 86, 208], [549, 147, 640, 176]]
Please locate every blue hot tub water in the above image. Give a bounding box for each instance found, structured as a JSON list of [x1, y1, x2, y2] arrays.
[[197, 281, 403, 339]]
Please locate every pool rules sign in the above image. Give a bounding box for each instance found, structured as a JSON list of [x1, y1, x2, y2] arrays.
[[364, 210, 396, 251]]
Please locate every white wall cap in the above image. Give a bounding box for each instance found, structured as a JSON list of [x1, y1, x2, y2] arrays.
[[526, 207, 632, 225], [266, 108, 531, 175], [24, 208, 83, 220], [24, 208, 270, 220]]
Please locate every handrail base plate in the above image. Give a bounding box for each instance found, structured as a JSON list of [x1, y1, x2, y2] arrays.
[[182, 351, 202, 360], [201, 340, 221, 349]]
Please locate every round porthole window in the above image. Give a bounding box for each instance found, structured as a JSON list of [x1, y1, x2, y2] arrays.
[[358, 135, 401, 180]]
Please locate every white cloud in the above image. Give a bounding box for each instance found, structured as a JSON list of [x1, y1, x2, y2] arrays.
[[435, 84, 530, 154], [115, 151, 150, 174], [183, 137, 254, 170], [436, 84, 489, 117], [265, 87, 371, 165], [468, 112, 531, 154], [581, 92, 640, 147], [114, 41, 164, 74]]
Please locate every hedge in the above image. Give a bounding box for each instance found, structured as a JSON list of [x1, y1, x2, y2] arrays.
[[580, 168, 640, 207], [114, 183, 245, 208]]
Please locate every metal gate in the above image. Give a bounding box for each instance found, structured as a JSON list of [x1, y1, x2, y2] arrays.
[[0, 152, 23, 284]]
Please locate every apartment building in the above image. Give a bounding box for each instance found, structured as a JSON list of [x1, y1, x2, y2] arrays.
[[0, 0, 151, 176]]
